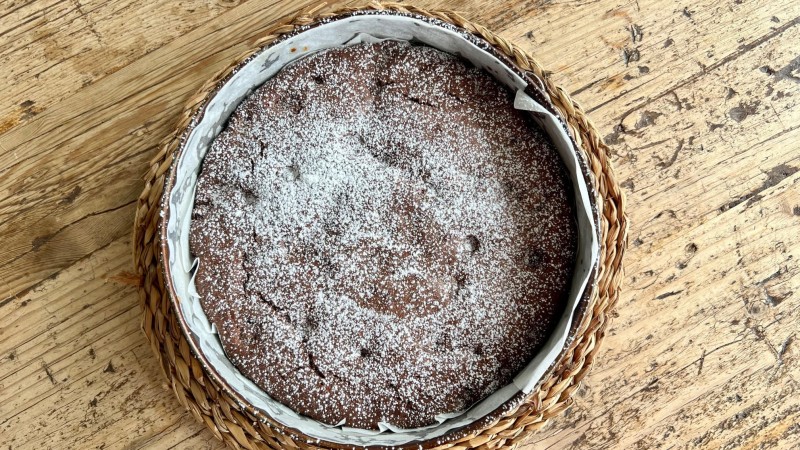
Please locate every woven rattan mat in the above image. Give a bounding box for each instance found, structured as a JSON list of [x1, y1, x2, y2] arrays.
[[133, 2, 628, 449]]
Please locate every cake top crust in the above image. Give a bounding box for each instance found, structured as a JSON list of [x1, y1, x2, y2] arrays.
[[189, 41, 578, 430]]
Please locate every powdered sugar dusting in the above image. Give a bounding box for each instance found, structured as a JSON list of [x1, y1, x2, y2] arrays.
[[190, 41, 577, 430]]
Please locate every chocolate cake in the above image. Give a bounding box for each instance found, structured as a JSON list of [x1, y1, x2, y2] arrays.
[[189, 41, 578, 430]]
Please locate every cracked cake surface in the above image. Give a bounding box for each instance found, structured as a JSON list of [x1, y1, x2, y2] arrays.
[[189, 40, 578, 430]]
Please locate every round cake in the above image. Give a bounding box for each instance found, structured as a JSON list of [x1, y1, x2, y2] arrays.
[[189, 41, 577, 430]]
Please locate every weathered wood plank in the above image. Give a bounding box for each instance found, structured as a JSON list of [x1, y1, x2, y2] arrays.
[[0, 0, 322, 300], [0, 0, 249, 135], [521, 4, 800, 443], [526, 170, 800, 449], [0, 238, 214, 450]]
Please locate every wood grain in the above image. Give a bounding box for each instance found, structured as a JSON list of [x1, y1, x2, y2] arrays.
[[1, 0, 798, 449]]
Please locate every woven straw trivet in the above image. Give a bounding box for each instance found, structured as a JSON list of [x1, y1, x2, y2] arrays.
[[132, 2, 628, 449]]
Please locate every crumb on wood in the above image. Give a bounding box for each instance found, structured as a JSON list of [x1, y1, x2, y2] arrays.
[[620, 179, 635, 191], [629, 24, 643, 43], [760, 65, 776, 76], [635, 110, 662, 129], [697, 349, 706, 375], [654, 209, 677, 220], [604, 130, 623, 145], [728, 101, 759, 123], [763, 289, 791, 306], [622, 47, 641, 66], [778, 335, 794, 361], [43, 362, 56, 385], [655, 290, 683, 300]]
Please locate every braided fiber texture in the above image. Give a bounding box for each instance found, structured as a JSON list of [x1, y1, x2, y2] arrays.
[[132, 2, 628, 449]]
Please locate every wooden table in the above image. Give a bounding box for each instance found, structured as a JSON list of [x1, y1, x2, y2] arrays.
[[1, 0, 798, 448]]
